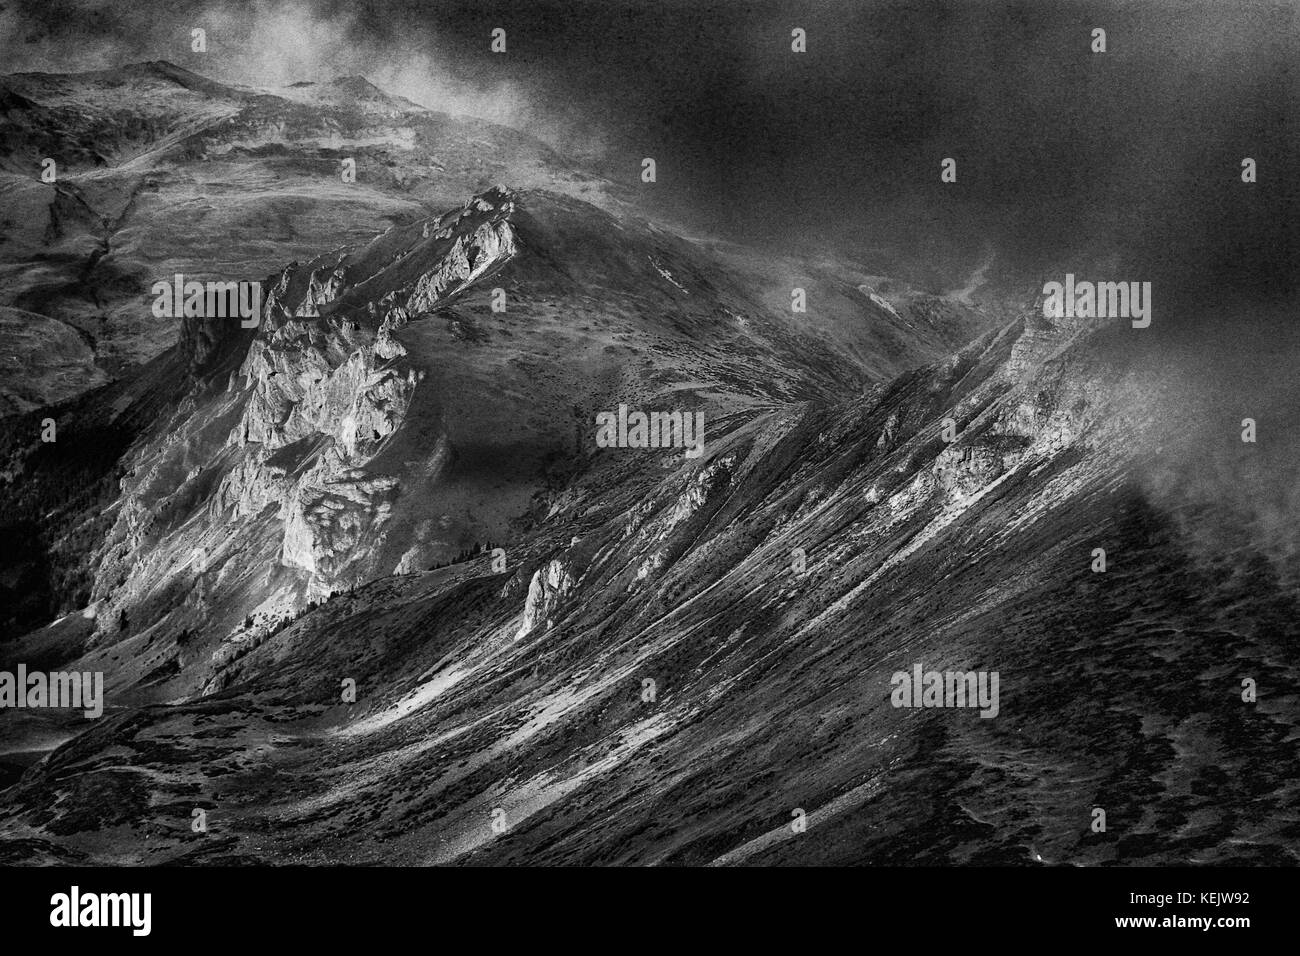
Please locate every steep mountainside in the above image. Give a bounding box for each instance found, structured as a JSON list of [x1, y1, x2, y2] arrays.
[[2, 63, 1292, 868], [2, 174, 994, 695], [0, 63, 999, 647], [3, 289, 1294, 864]]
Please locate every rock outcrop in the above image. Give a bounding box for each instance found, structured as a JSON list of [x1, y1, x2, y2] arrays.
[[90, 187, 522, 657], [517, 558, 575, 637]]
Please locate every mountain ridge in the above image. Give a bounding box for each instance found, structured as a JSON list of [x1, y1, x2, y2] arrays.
[[2, 63, 1294, 868]]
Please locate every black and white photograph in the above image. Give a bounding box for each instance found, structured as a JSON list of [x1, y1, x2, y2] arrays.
[[0, 0, 1295, 937]]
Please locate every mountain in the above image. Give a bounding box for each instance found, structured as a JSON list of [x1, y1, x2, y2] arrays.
[[2, 64, 1295, 867], [0, 61, 998, 647], [3, 290, 1297, 864], [0, 60, 620, 406]]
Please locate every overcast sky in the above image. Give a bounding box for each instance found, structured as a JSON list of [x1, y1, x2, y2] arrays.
[[4, 0, 1296, 313]]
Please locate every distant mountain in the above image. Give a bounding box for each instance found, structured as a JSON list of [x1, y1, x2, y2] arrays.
[[0, 60, 622, 405]]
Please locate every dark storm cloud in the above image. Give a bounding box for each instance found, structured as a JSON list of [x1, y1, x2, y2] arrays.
[[2, 0, 1295, 308]]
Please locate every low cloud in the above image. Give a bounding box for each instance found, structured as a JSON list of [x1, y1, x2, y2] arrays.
[[0, 0, 608, 160]]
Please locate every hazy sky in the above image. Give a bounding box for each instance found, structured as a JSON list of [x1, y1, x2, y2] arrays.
[[3, 0, 1296, 309]]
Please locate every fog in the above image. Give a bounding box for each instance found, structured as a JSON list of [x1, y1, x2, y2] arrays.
[[3, 0, 1294, 314]]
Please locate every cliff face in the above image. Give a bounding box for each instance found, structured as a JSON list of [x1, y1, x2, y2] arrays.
[[84, 187, 521, 692], [517, 559, 575, 637]]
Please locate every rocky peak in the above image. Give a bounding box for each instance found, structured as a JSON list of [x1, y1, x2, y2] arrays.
[[89, 186, 524, 659], [517, 559, 575, 637]]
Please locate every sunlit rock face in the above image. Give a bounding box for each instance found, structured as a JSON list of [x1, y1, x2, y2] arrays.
[[87, 186, 523, 678], [517, 558, 575, 637]]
